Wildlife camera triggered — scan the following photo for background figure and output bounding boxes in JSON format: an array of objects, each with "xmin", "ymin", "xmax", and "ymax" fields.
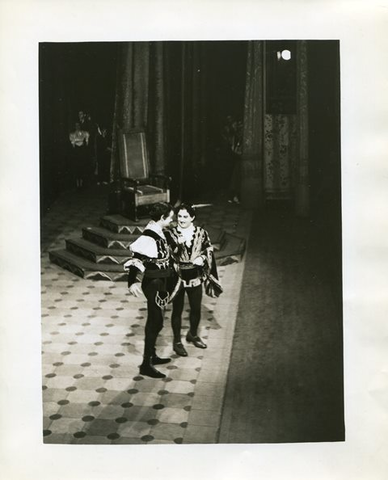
[
  {"xmin": 166, "ymin": 203, "xmax": 222, "ymax": 357},
  {"xmin": 84, "ymin": 112, "xmax": 100, "ymax": 185},
  {"xmin": 95, "ymin": 127, "xmax": 112, "ymax": 185},
  {"xmin": 218, "ymin": 114, "xmax": 235, "ymax": 186},
  {"xmin": 78, "ymin": 110, "xmax": 86, "ymax": 129},
  {"xmin": 218, "ymin": 114, "xmax": 243, "ymax": 203},
  {"xmin": 69, "ymin": 122, "xmax": 89, "ymax": 188},
  {"xmin": 228, "ymin": 118, "xmax": 243, "ymax": 204}
]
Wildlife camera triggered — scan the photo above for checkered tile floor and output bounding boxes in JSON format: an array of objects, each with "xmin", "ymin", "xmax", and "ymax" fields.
[{"xmin": 41, "ymin": 186, "xmax": 251, "ymax": 444}]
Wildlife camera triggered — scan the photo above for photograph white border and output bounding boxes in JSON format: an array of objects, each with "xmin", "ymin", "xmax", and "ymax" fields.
[{"xmin": 1, "ymin": 1, "xmax": 388, "ymax": 479}]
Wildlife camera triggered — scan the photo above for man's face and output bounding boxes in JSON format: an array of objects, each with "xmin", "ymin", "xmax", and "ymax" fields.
[
  {"xmin": 177, "ymin": 209, "xmax": 195, "ymax": 229},
  {"xmin": 161, "ymin": 210, "xmax": 174, "ymax": 228}
]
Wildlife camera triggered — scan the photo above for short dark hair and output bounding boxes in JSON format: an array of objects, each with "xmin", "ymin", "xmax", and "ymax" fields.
[
  {"xmin": 149, "ymin": 202, "xmax": 173, "ymax": 221},
  {"xmin": 175, "ymin": 202, "xmax": 196, "ymax": 219}
]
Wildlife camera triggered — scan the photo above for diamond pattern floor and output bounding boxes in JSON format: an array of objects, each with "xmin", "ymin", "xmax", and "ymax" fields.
[{"xmin": 41, "ymin": 186, "xmax": 252, "ymax": 444}]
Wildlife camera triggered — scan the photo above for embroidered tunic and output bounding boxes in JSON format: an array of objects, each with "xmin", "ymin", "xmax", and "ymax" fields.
[
  {"xmin": 166, "ymin": 225, "xmax": 222, "ymax": 297},
  {"xmin": 124, "ymin": 221, "xmax": 173, "ymax": 288}
]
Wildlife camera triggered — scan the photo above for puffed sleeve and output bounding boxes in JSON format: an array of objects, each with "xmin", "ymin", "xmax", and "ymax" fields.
[
  {"xmin": 124, "ymin": 234, "xmax": 158, "ymax": 287},
  {"xmin": 130, "ymin": 235, "xmax": 157, "ymax": 258},
  {"xmin": 124, "ymin": 254, "xmax": 146, "ymax": 287}
]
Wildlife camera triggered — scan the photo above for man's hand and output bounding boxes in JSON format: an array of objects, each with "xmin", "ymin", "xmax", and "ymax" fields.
[
  {"xmin": 193, "ymin": 256, "xmax": 204, "ymax": 266},
  {"xmin": 129, "ymin": 283, "xmax": 142, "ymax": 297}
]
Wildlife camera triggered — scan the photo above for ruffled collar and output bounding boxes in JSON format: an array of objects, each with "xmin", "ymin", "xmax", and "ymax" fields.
[
  {"xmin": 146, "ymin": 220, "xmax": 165, "ymax": 239},
  {"xmin": 177, "ymin": 224, "xmax": 195, "ymax": 247}
]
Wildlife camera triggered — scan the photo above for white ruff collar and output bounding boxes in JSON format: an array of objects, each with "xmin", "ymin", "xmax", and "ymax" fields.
[
  {"xmin": 177, "ymin": 224, "xmax": 195, "ymax": 246},
  {"xmin": 147, "ymin": 220, "xmax": 165, "ymax": 239}
]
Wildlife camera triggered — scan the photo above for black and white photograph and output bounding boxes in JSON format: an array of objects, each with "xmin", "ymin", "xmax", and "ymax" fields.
[
  {"xmin": 39, "ymin": 39, "xmax": 343, "ymax": 445},
  {"xmin": 1, "ymin": 1, "xmax": 388, "ymax": 479}
]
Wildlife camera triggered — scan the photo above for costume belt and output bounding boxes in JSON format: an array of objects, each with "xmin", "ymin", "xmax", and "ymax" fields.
[
  {"xmin": 182, "ymin": 277, "xmax": 202, "ymax": 288},
  {"xmin": 144, "ymin": 268, "xmax": 172, "ymax": 279}
]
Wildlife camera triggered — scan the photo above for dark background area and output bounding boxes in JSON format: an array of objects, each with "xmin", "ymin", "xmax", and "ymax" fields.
[
  {"xmin": 308, "ymin": 40, "xmax": 341, "ymax": 283},
  {"xmin": 266, "ymin": 40, "xmax": 297, "ymax": 114},
  {"xmin": 39, "ymin": 43, "xmax": 119, "ymax": 212},
  {"xmin": 39, "ymin": 41, "xmax": 247, "ymax": 213},
  {"xmin": 39, "ymin": 40, "xmax": 341, "ymax": 273}
]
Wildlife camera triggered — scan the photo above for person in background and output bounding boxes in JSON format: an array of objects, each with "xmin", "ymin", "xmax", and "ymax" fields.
[
  {"xmin": 83, "ymin": 112, "xmax": 100, "ymax": 185},
  {"xmin": 124, "ymin": 202, "xmax": 176, "ymax": 379},
  {"xmin": 227, "ymin": 118, "xmax": 243, "ymax": 204},
  {"xmin": 69, "ymin": 122, "xmax": 89, "ymax": 188},
  {"xmin": 95, "ymin": 126, "xmax": 112, "ymax": 185},
  {"xmin": 78, "ymin": 110, "xmax": 86, "ymax": 128},
  {"xmin": 166, "ymin": 203, "xmax": 222, "ymax": 357},
  {"xmin": 218, "ymin": 114, "xmax": 243, "ymax": 204}
]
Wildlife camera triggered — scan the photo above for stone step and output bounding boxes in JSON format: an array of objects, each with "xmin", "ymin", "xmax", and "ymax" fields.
[
  {"xmin": 49, "ymin": 250, "xmax": 128, "ymax": 282},
  {"xmin": 100, "ymin": 214, "xmax": 148, "ymax": 234},
  {"xmin": 50, "ymin": 230, "xmax": 245, "ymax": 282},
  {"xmin": 100, "ymin": 214, "xmax": 226, "ymax": 251},
  {"xmin": 66, "ymin": 238, "xmax": 132, "ymax": 264},
  {"xmin": 84, "ymin": 223, "xmax": 225, "ymax": 251},
  {"xmin": 82, "ymin": 226, "xmax": 140, "ymax": 249}
]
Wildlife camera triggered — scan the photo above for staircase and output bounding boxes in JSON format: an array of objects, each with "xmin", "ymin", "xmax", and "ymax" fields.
[{"xmin": 49, "ymin": 213, "xmax": 246, "ymax": 281}]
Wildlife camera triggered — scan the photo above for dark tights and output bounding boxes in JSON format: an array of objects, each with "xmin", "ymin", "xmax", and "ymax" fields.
[
  {"xmin": 142, "ymin": 277, "xmax": 166, "ymax": 359},
  {"xmin": 171, "ymin": 284, "xmax": 202, "ymax": 341}
]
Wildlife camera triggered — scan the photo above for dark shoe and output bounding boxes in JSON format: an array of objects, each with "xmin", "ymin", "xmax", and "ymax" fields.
[
  {"xmin": 186, "ymin": 332, "xmax": 207, "ymax": 349},
  {"xmin": 139, "ymin": 363, "xmax": 166, "ymax": 379},
  {"xmin": 173, "ymin": 341, "xmax": 188, "ymax": 357},
  {"xmin": 152, "ymin": 355, "xmax": 171, "ymax": 365}
]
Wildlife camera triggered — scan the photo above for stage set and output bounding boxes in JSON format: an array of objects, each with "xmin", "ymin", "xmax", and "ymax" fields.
[{"xmin": 40, "ymin": 40, "xmax": 344, "ymax": 444}]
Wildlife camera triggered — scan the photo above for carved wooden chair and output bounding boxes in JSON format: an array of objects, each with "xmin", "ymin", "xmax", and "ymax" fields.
[{"xmin": 118, "ymin": 129, "xmax": 170, "ymax": 221}]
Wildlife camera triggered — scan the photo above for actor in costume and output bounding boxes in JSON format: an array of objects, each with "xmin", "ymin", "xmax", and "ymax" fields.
[
  {"xmin": 124, "ymin": 202, "xmax": 176, "ymax": 379},
  {"xmin": 69, "ymin": 122, "xmax": 89, "ymax": 188},
  {"xmin": 166, "ymin": 203, "xmax": 223, "ymax": 357}
]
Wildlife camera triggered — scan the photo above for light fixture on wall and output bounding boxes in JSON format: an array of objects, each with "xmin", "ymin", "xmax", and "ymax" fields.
[{"xmin": 277, "ymin": 49, "xmax": 292, "ymax": 61}]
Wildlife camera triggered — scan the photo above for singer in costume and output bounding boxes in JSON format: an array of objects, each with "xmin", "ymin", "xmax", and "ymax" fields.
[
  {"xmin": 124, "ymin": 202, "xmax": 176, "ymax": 379},
  {"xmin": 165, "ymin": 203, "xmax": 223, "ymax": 357}
]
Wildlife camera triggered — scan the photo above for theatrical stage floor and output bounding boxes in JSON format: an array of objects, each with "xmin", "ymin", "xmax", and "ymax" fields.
[
  {"xmin": 41, "ymin": 185, "xmax": 251, "ymax": 444},
  {"xmin": 41, "ymin": 186, "xmax": 344, "ymax": 444}
]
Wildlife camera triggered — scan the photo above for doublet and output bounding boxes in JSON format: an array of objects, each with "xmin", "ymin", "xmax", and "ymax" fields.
[
  {"xmin": 166, "ymin": 225, "xmax": 216, "ymax": 290},
  {"xmin": 125, "ymin": 224, "xmax": 173, "ymax": 287}
]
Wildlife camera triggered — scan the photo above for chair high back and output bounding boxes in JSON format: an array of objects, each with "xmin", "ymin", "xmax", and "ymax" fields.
[
  {"xmin": 116, "ymin": 128, "xmax": 170, "ymax": 221},
  {"xmin": 118, "ymin": 130, "xmax": 149, "ymax": 181}
]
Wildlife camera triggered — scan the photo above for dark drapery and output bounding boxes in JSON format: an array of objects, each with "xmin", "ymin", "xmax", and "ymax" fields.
[
  {"xmin": 39, "ymin": 45, "xmax": 73, "ymax": 213},
  {"xmin": 39, "ymin": 43, "xmax": 118, "ymax": 214},
  {"xmin": 111, "ymin": 41, "xmax": 210, "ymax": 200},
  {"xmin": 179, "ymin": 42, "xmax": 210, "ymax": 198},
  {"xmin": 111, "ymin": 42, "xmax": 166, "ymax": 181},
  {"xmin": 295, "ymin": 40, "xmax": 309, "ymax": 217},
  {"xmin": 241, "ymin": 41, "xmax": 265, "ymax": 209},
  {"xmin": 241, "ymin": 40, "xmax": 310, "ymax": 214}
]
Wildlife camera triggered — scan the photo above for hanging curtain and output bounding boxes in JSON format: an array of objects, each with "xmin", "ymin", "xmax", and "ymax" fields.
[
  {"xmin": 241, "ymin": 41, "xmax": 265, "ymax": 209},
  {"xmin": 179, "ymin": 41, "xmax": 209, "ymax": 200},
  {"xmin": 264, "ymin": 114, "xmax": 297, "ymax": 200},
  {"xmin": 39, "ymin": 44, "xmax": 77, "ymax": 210},
  {"xmin": 110, "ymin": 42, "xmax": 166, "ymax": 181},
  {"xmin": 295, "ymin": 40, "xmax": 309, "ymax": 216}
]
